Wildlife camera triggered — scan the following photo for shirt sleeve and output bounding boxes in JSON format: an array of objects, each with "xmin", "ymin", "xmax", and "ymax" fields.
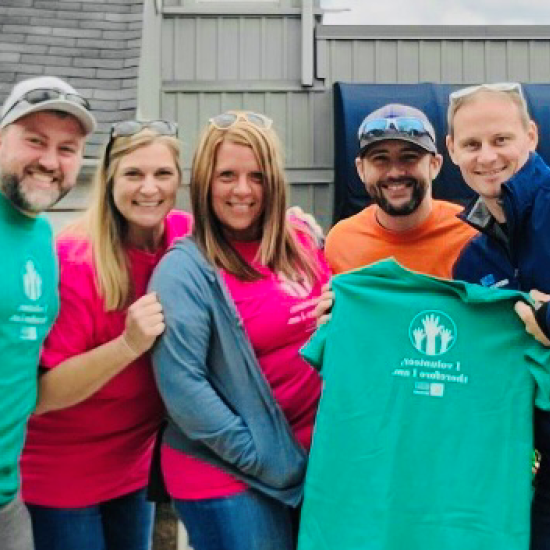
[{"xmin": 40, "ymin": 243, "xmax": 100, "ymax": 369}]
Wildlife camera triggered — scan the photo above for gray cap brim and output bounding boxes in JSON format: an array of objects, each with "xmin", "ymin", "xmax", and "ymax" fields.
[{"xmin": 0, "ymin": 99, "xmax": 96, "ymax": 135}]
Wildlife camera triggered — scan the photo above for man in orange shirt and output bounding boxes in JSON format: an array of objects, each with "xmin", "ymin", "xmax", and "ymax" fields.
[{"xmin": 325, "ymin": 103, "xmax": 476, "ymax": 277}]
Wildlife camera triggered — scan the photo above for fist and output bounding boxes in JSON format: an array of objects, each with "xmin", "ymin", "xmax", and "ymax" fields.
[{"xmin": 122, "ymin": 292, "xmax": 165, "ymax": 357}]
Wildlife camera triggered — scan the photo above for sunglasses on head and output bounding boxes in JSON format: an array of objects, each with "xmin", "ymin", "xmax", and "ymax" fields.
[
  {"xmin": 358, "ymin": 117, "xmax": 433, "ymax": 141},
  {"xmin": 209, "ymin": 111, "xmax": 273, "ymax": 130},
  {"xmin": 1, "ymin": 88, "xmax": 90, "ymax": 122},
  {"xmin": 104, "ymin": 120, "xmax": 178, "ymax": 168},
  {"xmin": 449, "ymin": 82, "xmax": 523, "ymax": 103}
]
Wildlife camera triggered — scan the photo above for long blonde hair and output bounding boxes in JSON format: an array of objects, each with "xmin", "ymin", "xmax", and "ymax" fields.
[
  {"xmin": 191, "ymin": 115, "xmax": 318, "ymax": 283},
  {"xmin": 63, "ymin": 129, "xmax": 181, "ymax": 311}
]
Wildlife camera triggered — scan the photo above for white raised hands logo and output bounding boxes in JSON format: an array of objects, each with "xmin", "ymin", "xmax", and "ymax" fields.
[
  {"xmin": 409, "ymin": 310, "xmax": 457, "ymax": 356},
  {"xmin": 23, "ymin": 259, "xmax": 42, "ymax": 301}
]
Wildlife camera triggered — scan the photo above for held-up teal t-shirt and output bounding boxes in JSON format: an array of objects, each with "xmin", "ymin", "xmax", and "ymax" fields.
[
  {"xmin": 0, "ymin": 194, "xmax": 59, "ymax": 506},
  {"xmin": 298, "ymin": 259, "xmax": 550, "ymax": 550}
]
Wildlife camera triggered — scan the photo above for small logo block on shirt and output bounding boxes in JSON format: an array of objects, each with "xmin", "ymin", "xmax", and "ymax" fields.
[{"xmin": 20, "ymin": 326, "xmax": 37, "ymax": 341}]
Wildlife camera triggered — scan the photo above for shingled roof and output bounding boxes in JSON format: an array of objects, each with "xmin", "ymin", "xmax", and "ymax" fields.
[{"xmin": 0, "ymin": 0, "xmax": 145, "ymax": 159}]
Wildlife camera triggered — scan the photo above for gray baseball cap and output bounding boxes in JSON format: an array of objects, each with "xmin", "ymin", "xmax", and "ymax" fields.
[
  {"xmin": 0, "ymin": 76, "xmax": 96, "ymax": 134},
  {"xmin": 358, "ymin": 103, "xmax": 437, "ymax": 156}
]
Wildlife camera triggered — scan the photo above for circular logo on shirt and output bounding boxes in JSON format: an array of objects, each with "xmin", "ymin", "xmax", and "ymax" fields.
[{"xmin": 409, "ymin": 310, "xmax": 457, "ymax": 356}]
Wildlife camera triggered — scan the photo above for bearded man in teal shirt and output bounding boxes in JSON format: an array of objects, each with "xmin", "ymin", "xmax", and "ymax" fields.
[{"xmin": 0, "ymin": 76, "xmax": 95, "ymax": 550}]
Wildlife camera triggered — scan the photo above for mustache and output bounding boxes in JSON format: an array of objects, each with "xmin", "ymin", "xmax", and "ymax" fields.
[
  {"xmin": 25, "ymin": 163, "xmax": 61, "ymax": 179},
  {"xmin": 380, "ymin": 177, "xmax": 418, "ymax": 186}
]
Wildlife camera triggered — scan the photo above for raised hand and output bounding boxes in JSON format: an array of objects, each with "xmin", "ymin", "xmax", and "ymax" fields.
[
  {"xmin": 413, "ymin": 327, "xmax": 426, "ymax": 350},
  {"xmin": 422, "ymin": 314, "xmax": 442, "ymax": 355},
  {"xmin": 439, "ymin": 327, "xmax": 454, "ymax": 353}
]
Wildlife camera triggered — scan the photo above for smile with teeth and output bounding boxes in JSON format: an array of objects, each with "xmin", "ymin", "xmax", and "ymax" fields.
[
  {"xmin": 380, "ymin": 179, "xmax": 415, "ymax": 193},
  {"xmin": 228, "ymin": 202, "xmax": 255, "ymax": 211},
  {"xmin": 475, "ymin": 167, "xmax": 505, "ymax": 176},
  {"xmin": 26, "ymin": 169, "xmax": 57, "ymax": 186},
  {"xmin": 133, "ymin": 200, "xmax": 163, "ymax": 207}
]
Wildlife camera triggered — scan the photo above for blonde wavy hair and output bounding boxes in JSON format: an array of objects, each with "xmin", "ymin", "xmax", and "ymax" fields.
[
  {"xmin": 191, "ymin": 113, "xmax": 318, "ymax": 283},
  {"xmin": 63, "ymin": 128, "xmax": 181, "ymax": 311}
]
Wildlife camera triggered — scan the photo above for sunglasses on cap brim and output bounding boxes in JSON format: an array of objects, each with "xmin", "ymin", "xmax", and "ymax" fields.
[{"xmin": 1, "ymin": 88, "xmax": 90, "ymax": 122}]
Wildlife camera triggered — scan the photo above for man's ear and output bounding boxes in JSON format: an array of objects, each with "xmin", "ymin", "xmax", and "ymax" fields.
[
  {"xmin": 445, "ymin": 134, "xmax": 458, "ymax": 165},
  {"xmin": 528, "ymin": 120, "xmax": 539, "ymax": 152},
  {"xmin": 429, "ymin": 153, "xmax": 444, "ymax": 180},
  {"xmin": 355, "ymin": 156, "xmax": 365, "ymax": 182}
]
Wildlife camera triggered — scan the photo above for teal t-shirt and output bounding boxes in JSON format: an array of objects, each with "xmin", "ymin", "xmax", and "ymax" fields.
[
  {"xmin": 299, "ymin": 259, "xmax": 550, "ymax": 550},
  {"xmin": 0, "ymin": 194, "xmax": 59, "ymax": 505}
]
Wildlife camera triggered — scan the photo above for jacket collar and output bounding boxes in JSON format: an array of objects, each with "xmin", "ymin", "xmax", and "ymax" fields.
[{"xmin": 459, "ymin": 197, "xmax": 508, "ymax": 249}]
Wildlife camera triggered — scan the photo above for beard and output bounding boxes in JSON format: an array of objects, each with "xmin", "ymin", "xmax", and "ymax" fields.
[
  {"xmin": 0, "ymin": 169, "xmax": 70, "ymax": 214},
  {"xmin": 368, "ymin": 177, "xmax": 428, "ymax": 217}
]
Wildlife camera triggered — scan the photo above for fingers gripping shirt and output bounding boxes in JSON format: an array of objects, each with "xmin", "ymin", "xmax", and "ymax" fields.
[{"xmin": 298, "ymin": 259, "xmax": 550, "ymax": 550}]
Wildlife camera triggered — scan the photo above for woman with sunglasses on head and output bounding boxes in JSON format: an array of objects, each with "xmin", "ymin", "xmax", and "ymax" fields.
[
  {"xmin": 149, "ymin": 111, "xmax": 330, "ymax": 550},
  {"xmin": 19, "ymin": 121, "xmax": 193, "ymax": 550}
]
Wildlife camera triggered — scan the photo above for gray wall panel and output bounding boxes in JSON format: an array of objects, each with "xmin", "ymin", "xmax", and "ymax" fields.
[
  {"xmin": 440, "ymin": 40, "xmax": 464, "ymax": 82},
  {"xmin": 530, "ymin": 42, "xmax": 550, "ymax": 80},
  {"xmin": 463, "ymin": 41, "xmax": 485, "ymax": 83},
  {"xmin": 174, "ymin": 18, "xmax": 197, "ymax": 80},
  {"xmin": 264, "ymin": 18, "xmax": 286, "ymax": 79},
  {"xmin": 397, "ymin": 41, "xmax": 420, "ymax": 83},
  {"xmin": 419, "ymin": 41, "xmax": 442, "ymax": 82},
  {"xmin": 161, "ymin": 18, "xmax": 175, "ymax": 81},
  {"xmin": 507, "ymin": 41, "xmax": 531, "ymax": 82},
  {"xmin": 485, "ymin": 40, "xmax": 508, "ymax": 81},
  {"xmin": 352, "ymin": 41, "xmax": 376, "ymax": 81},
  {"xmin": 196, "ymin": 18, "xmax": 218, "ymax": 79},
  {"xmin": 375, "ymin": 41, "xmax": 398, "ymax": 82},
  {"xmin": 218, "ymin": 18, "xmax": 240, "ymax": 79}
]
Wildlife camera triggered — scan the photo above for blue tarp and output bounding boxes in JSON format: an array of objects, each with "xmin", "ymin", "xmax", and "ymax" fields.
[{"xmin": 333, "ymin": 82, "xmax": 550, "ymax": 223}]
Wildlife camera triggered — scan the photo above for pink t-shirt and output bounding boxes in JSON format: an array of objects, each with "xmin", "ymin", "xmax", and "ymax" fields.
[
  {"xmin": 21, "ymin": 210, "xmax": 193, "ymax": 507},
  {"xmin": 162, "ymin": 227, "xmax": 331, "ymax": 500}
]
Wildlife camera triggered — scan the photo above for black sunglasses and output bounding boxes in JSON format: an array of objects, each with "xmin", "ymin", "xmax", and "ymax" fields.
[
  {"xmin": 104, "ymin": 120, "xmax": 178, "ymax": 168},
  {"xmin": 1, "ymin": 88, "xmax": 90, "ymax": 122}
]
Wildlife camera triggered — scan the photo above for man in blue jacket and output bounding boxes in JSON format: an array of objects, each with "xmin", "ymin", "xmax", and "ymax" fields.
[{"xmin": 446, "ymin": 82, "xmax": 550, "ymax": 548}]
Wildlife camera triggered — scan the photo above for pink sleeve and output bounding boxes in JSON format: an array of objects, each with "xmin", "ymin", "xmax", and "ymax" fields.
[
  {"xmin": 165, "ymin": 210, "xmax": 194, "ymax": 245},
  {"xmin": 40, "ymin": 240, "xmax": 102, "ymax": 370},
  {"xmin": 292, "ymin": 223, "xmax": 332, "ymax": 283}
]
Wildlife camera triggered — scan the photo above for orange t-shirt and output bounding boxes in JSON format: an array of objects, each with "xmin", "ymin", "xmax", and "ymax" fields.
[{"xmin": 325, "ymin": 200, "xmax": 477, "ymax": 278}]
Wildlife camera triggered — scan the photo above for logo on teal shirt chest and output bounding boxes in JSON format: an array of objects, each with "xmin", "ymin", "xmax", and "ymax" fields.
[{"xmin": 409, "ymin": 310, "xmax": 457, "ymax": 356}]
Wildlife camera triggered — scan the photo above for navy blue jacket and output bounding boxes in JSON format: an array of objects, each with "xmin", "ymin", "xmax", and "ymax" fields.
[
  {"xmin": 149, "ymin": 238, "xmax": 306, "ymax": 506},
  {"xmin": 453, "ymin": 151, "xmax": 550, "ymax": 489}
]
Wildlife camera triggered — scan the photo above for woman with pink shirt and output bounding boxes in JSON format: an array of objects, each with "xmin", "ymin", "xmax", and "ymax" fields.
[
  {"xmin": 20, "ymin": 121, "xmax": 193, "ymax": 550},
  {"xmin": 149, "ymin": 111, "xmax": 330, "ymax": 550}
]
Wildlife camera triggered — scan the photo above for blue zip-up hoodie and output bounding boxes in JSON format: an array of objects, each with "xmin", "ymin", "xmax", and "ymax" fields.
[
  {"xmin": 453, "ymin": 151, "xmax": 550, "ymax": 492},
  {"xmin": 148, "ymin": 237, "xmax": 306, "ymax": 506}
]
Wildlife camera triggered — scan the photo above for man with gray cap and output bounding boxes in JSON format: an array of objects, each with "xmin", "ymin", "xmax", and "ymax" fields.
[
  {"xmin": 0, "ymin": 76, "xmax": 95, "ymax": 550},
  {"xmin": 324, "ymin": 103, "xmax": 476, "ymax": 277}
]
